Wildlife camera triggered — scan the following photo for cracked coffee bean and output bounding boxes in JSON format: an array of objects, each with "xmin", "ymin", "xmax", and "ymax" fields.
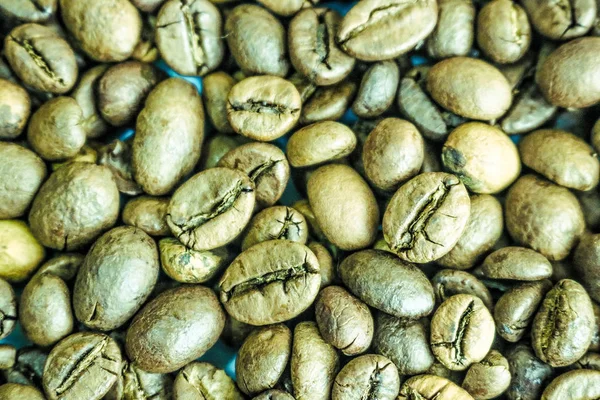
[
  {"xmin": 332, "ymin": 354, "xmax": 400, "ymax": 400},
  {"xmin": 0, "ymin": 278, "xmax": 16, "ymax": 341},
  {"xmin": 173, "ymin": 361, "xmax": 243, "ymax": 400},
  {"xmin": 398, "ymin": 374, "xmax": 474, "ymax": 400},
  {"xmin": 432, "ymin": 270, "xmax": 494, "ymax": 310},
  {"xmin": 241, "ymin": 206, "xmax": 308, "ymax": 251},
  {"xmin": 522, "ymin": 0, "xmax": 597, "ymax": 40}
]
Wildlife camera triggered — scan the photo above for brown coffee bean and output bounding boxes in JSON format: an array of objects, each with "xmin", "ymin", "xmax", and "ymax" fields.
[
  {"xmin": 227, "ymin": 75, "xmax": 301, "ymax": 141},
  {"xmin": 35, "ymin": 253, "xmax": 83, "ymax": 282},
  {"xmin": 300, "ymin": 80, "xmax": 357, "ymax": 125},
  {"xmin": 173, "ymin": 362, "xmax": 243, "ymax": 400},
  {"xmin": 225, "ymin": 4, "xmax": 289, "ymax": 76},
  {"xmin": 308, "ymin": 164, "xmax": 379, "ymax": 250},
  {"xmin": 105, "ymin": 360, "xmax": 173, "ymax": 400},
  {"xmin": 241, "ymin": 206, "xmax": 308, "ymax": 251},
  {"xmin": 542, "ymin": 369, "xmax": 600, "ymax": 399},
  {"xmin": 339, "ymin": 250, "xmax": 435, "ymax": 318},
  {"xmin": 532, "ymin": 279, "xmax": 594, "ymax": 367},
  {"xmin": 352, "ymin": 61, "xmax": 400, "ymax": 118},
  {"xmin": 287, "ymin": 121, "xmax": 357, "ymax": 168},
  {"xmin": 337, "ymin": 0, "xmax": 438, "ymax": 61},
  {"xmin": 427, "ymin": 57, "xmax": 512, "ymax": 120},
  {"xmin": 431, "ymin": 294, "xmax": 495, "ymax": 371},
  {"xmin": 219, "ymin": 240, "xmax": 320, "ymax": 325},
  {"xmin": 462, "ymin": 350, "xmax": 511, "ymax": 400},
  {"xmin": 505, "ymin": 175, "xmax": 585, "ymax": 261},
  {"xmin": 519, "ymin": 129, "xmax": 599, "ymax": 191},
  {"xmin": 523, "ymin": 0, "xmax": 597, "ymax": 40},
  {"xmin": 43, "ymin": 332, "xmax": 122, "ymax": 400},
  {"xmin": 0, "ymin": 78, "xmax": 30, "ymax": 139},
  {"xmin": 383, "ymin": 172, "xmax": 471, "ymax": 263},
  {"xmin": 426, "ymin": 0, "xmax": 475, "ymax": 59},
  {"xmin": 236, "ymin": 324, "xmax": 292, "ymax": 395},
  {"xmin": 4, "ymin": 23, "xmax": 78, "ymax": 94},
  {"xmin": 155, "ymin": 0, "xmax": 224, "ymax": 76},
  {"xmin": 398, "ymin": 375, "xmax": 474, "ymax": 400},
  {"xmin": 126, "ymin": 285, "xmax": 225, "ymax": 373},
  {"xmin": 332, "ymin": 354, "xmax": 400, "ymax": 400},
  {"xmin": 122, "ymin": 196, "xmax": 170, "ymax": 237},
  {"xmin": 537, "ymin": 37, "xmax": 600, "ymax": 108},
  {"xmin": 167, "ymin": 167, "xmax": 255, "ymax": 251},
  {"xmin": 432, "ymin": 270, "xmax": 494, "ymax": 310},
  {"xmin": 292, "ymin": 321, "xmax": 339, "ymax": 400},
  {"xmin": 59, "ymin": 0, "xmax": 142, "ymax": 62},
  {"xmin": 474, "ymin": 247, "xmax": 553, "ymax": 281},
  {"xmin": 203, "ymin": 71, "xmax": 236, "ymax": 134},
  {"xmin": 159, "ymin": 237, "xmax": 228, "ymax": 284},
  {"xmin": 133, "ymin": 77, "xmax": 205, "ymax": 196},
  {"xmin": 29, "ymin": 163, "xmax": 120, "ymax": 251}
]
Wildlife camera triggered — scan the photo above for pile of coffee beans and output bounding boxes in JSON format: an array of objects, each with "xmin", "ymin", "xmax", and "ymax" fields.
[{"xmin": 1, "ymin": 0, "xmax": 600, "ymax": 399}]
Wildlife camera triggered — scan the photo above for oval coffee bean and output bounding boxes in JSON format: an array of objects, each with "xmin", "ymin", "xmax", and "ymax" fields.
[
  {"xmin": 430, "ymin": 294, "xmax": 495, "ymax": 371},
  {"xmin": 252, "ymin": 390, "xmax": 295, "ymax": 400},
  {"xmin": 432, "ymin": 270, "xmax": 494, "ymax": 310},
  {"xmin": 241, "ymin": 206, "xmax": 308, "ymax": 251},
  {"xmin": 159, "ymin": 238, "xmax": 229, "ymax": 284},
  {"xmin": 203, "ymin": 71, "xmax": 236, "ymax": 134},
  {"xmin": 373, "ymin": 314, "xmax": 435, "ymax": 375},
  {"xmin": 122, "ymin": 196, "xmax": 170, "ymax": 237},
  {"xmin": 542, "ymin": 369, "xmax": 600, "ymax": 399},
  {"xmin": 506, "ymin": 343, "xmax": 554, "ymax": 400},
  {"xmin": 133, "ymin": 77, "xmax": 205, "ymax": 196},
  {"xmin": 0, "ymin": 79, "xmax": 30, "ymax": 140},
  {"xmin": 28, "ymin": 163, "xmax": 120, "ymax": 251},
  {"xmin": 522, "ymin": 0, "xmax": 597, "ymax": 40},
  {"xmin": 308, "ymin": 164, "xmax": 379, "ymax": 250},
  {"xmin": 43, "ymin": 332, "xmax": 122, "ymax": 400},
  {"xmin": 494, "ymin": 280, "xmax": 553, "ymax": 342},
  {"xmin": 287, "ymin": 121, "xmax": 357, "ymax": 168},
  {"xmin": 532, "ymin": 279, "xmax": 594, "ymax": 367},
  {"xmin": 315, "ymin": 285, "xmax": 374, "ymax": 356},
  {"xmin": 126, "ymin": 285, "xmax": 225, "ymax": 373},
  {"xmin": 0, "ymin": 220, "xmax": 45, "ymax": 284},
  {"xmin": 427, "ymin": 57, "xmax": 512, "ymax": 120},
  {"xmin": 0, "ymin": 278, "xmax": 16, "ymax": 341},
  {"xmin": 219, "ymin": 240, "xmax": 320, "ymax": 325},
  {"xmin": 236, "ymin": 324, "xmax": 291, "ymax": 395},
  {"xmin": 0, "ymin": 383, "xmax": 45, "ymax": 400},
  {"xmin": 398, "ymin": 374, "xmax": 474, "ymax": 400},
  {"xmin": 289, "ymin": 8, "xmax": 355, "ymax": 86},
  {"xmin": 227, "ymin": 76, "xmax": 301, "ymax": 141},
  {"xmin": 442, "ymin": 122, "xmax": 521, "ymax": 194},
  {"xmin": 383, "ymin": 172, "xmax": 471, "ymax": 263},
  {"xmin": 332, "ymin": 354, "xmax": 400, "ymax": 400},
  {"xmin": 339, "ymin": 250, "xmax": 435, "ymax": 318},
  {"xmin": 462, "ymin": 350, "xmax": 511, "ymax": 400},
  {"xmin": 59, "ymin": 0, "xmax": 142, "ymax": 62},
  {"xmin": 474, "ymin": 246, "xmax": 552, "ymax": 282},
  {"xmin": 291, "ymin": 321, "xmax": 339, "ymax": 400},
  {"xmin": 426, "ymin": 0, "xmax": 475, "ymax": 59},
  {"xmin": 500, "ymin": 82, "xmax": 557, "ymax": 135},
  {"xmin": 73, "ymin": 226, "xmax": 159, "ymax": 331},
  {"xmin": 173, "ymin": 362, "xmax": 243, "ymax": 400},
  {"xmin": 257, "ymin": 0, "xmax": 317, "ymax": 16},
  {"xmin": 167, "ymin": 167, "xmax": 255, "ymax": 251},
  {"xmin": 352, "ymin": 60, "xmax": 400, "ymax": 118},
  {"xmin": 19, "ymin": 273, "xmax": 73, "ymax": 347},
  {"xmin": 519, "ymin": 129, "xmax": 599, "ymax": 191},
  {"xmin": 300, "ymin": 80, "xmax": 357, "ymax": 125},
  {"xmin": 337, "ymin": 0, "xmax": 438, "ymax": 61},
  {"xmin": 505, "ymin": 175, "xmax": 585, "ymax": 261},
  {"xmin": 537, "ymin": 37, "xmax": 600, "ymax": 108}
]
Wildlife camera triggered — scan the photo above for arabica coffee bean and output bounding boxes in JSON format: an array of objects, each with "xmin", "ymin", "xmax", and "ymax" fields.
[
  {"xmin": 0, "ymin": 383, "xmax": 45, "ymax": 399},
  {"xmin": 287, "ymin": 121, "xmax": 357, "ymax": 168},
  {"xmin": 432, "ymin": 270, "xmax": 494, "ymax": 310},
  {"xmin": 506, "ymin": 343, "xmax": 554, "ymax": 400},
  {"xmin": 337, "ymin": 0, "xmax": 438, "ymax": 61},
  {"xmin": 122, "ymin": 196, "xmax": 170, "ymax": 237},
  {"xmin": 442, "ymin": 122, "xmax": 521, "ymax": 194},
  {"xmin": 43, "ymin": 332, "xmax": 122, "ymax": 400},
  {"xmin": 505, "ymin": 175, "xmax": 585, "ymax": 261},
  {"xmin": 0, "ymin": 221, "xmax": 45, "ymax": 283},
  {"xmin": 219, "ymin": 240, "xmax": 320, "ymax": 325},
  {"xmin": 426, "ymin": 0, "xmax": 475, "ymax": 59},
  {"xmin": 241, "ymin": 206, "xmax": 308, "ymax": 251},
  {"xmin": 427, "ymin": 57, "xmax": 512, "ymax": 121},
  {"xmin": 519, "ymin": 129, "xmax": 600, "ymax": 191},
  {"xmin": 315, "ymin": 285, "xmax": 374, "ymax": 356},
  {"xmin": 203, "ymin": 71, "xmax": 236, "ymax": 134},
  {"xmin": 133, "ymin": 78, "xmax": 205, "ymax": 196},
  {"xmin": 0, "ymin": 79, "xmax": 30, "ymax": 139},
  {"xmin": 352, "ymin": 61, "xmax": 400, "ymax": 118},
  {"xmin": 339, "ymin": 250, "xmax": 435, "ymax": 318},
  {"xmin": 159, "ymin": 238, "xmax": 229, "ymax": 284},
  {"xmin": 473, "ymin": 247, "xmax": 553, "ymax": 281},
  {"xmin": 542, "ymin": 369, "xmax": 600, "ymax": 399},
  {"xmin": 173, "ymin": 362, "xmax": 243, "ymax": 400},
  {"xmin": 155, "ymin": 0, "xmax": 224, "ymax": 76},
  {"xmin": 167, "ymin": 167, "xmax": 255, "ymax": 251},
  {"xmin": 291, "ymin": 321, "xmax": 339, "ymax": 400},
  {"xmin": 462, "ymin": 350, "xmax": 511, "ymax": 400},
  {"xmin": 236, "ymin": 324, "xmax": 291, "ymax": 395},
  {"xmin": 73, "ymin": 226, "xmax": 159, "ymax": 331},
  {"xmin": 373, "ymin": 313, "xmax": 435, "ymax": 375},
  {"xmin": 0, "ymin": 143, "xmax": 46, "ymax": 219},
  {"xmin": 532, "ymin": 279, "xmax": 594, "ymax": 367},
  {"xmin": 227, "ymin": 75, "xmax": 301, "ymax": 141},
  {"xmin": 4, "ymin": 23, "xmax": 78, "ymax": 94},
  {"xmin": 126, "ymin": 285, "xmax": 225, "ymax": 373},
  {"xmin": 522, "ymin": 0, "xmax": 597, "ymax": 40},
  {"xmin": 431, "ymin": 294, "xmax": 495, "ymax": 371},
  {"xmin": 383, "ymin": 172, "xmax": 471, "ymax": 263},
  {"xmin": 332, "ymin": 354, "xmax": 400, "ymax": 400},
  {"xmin": 59, "ymin": 0, "xmax": 142, "ymax": 62},
  {"xmin": 289, "ymin": 8, "xmax": 355, "ymax": 86},
  {"xmin": 398, "ymin": 375, "xmax": 474, "ymax": 400},
  {"xmin": 0, "ymin": 279, "xmax": 16, "ymax": 341},
  {"xmin": 28, "ymin": 163, "xmax": 119, "ymax": 251}
]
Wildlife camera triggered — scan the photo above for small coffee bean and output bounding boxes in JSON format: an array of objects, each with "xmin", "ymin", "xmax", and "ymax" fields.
[
  {"xmin": 332, "ymin": 354, "xmax": 400, "ymax": 400},
  {"xmin": 72, "ymin": 65, "xmax": 110, "ymax": 139},
  {"xmin": 159, "ymin": 238, "xmax": 228, "ymax": 284},
  {"xmin": 574, "ymin": 233, "xmax": 600, "ymax": 302},
  {"xmin": 0, "ymin": 345, "xmax": 16, "ymax": 370},
  {"xmin": 352, "ymin": 60, "xmax": 399, "ymax": 118},
  {"xmin": 308, "ymin": 241, "xmax": 335, "ymax": 287},
  {"xmin": 542, "ymin": 369, "xmax": 600, "ymax": 399},
  {"xmin": 462, "ymin": 350, "xmax": 511, "ymax": 400},
  {"xmin": 0, "ymin": 220, "xmax": 45, "ymax": 283},
  {"xmin": 570, "ymin": 352, "xmax": 600, "ymax": 370},
  {"xmin": 0, "ymin": 78, "xmax": 30, "ymax": 139},
  {"xmin": 252, "ymin": 390, "xmax": 295, "ymax": 400},
  {"xmin": 0, "ymin": 279, "xmax": 16, "ymax": 341},
  {"xmin": 98, "ymin": 139, "xmax": 142, "ymax": 196},
  {"xmin": 473, "ymin": 247, "xmax": 553, "ymax": 281},
  {"xmin": 432, "ymin": 270, "xmax": 494, "ymax": 310},
  {"xmin": 105, "ymin": 360, "xmax": 173, "ymax": 400},
  {"xmin": 300, "ymin": 80, "xmax": 357, "ymax": 125},
  {"xmin": 500, "ymin": 82, "xmax": 557, "ymax": 135},
  {"xmin": 122, "ymin": 196, "xmax": 170, "ymax": 237},
  {"xmin": 241, "ymin": 206, "xmax": 308, "ymax": 251},
  {"xmin": 257, "ymin": 0, "xmax": 317, "ymax": 16},
  {"xmin": 506, "ymin": 343, "xmax": 553, "ymax": 400},
  {"xmin": 203, "ymin": 71, "xmax": 236, "ymax": 134},
  {"xmin": 398, "ymin": 374, "xmax": 474, "ymax": 400},
  {"xmin": 426, "ymin": 0, "xmax": 475, "ymax": 59},
  {"xmin": 173, "ymin": 362, "xmax": 243, "ymax": 400},
  {"xmin": 287, "ymin": 121, "xmax": 357, "ymax": 168}
]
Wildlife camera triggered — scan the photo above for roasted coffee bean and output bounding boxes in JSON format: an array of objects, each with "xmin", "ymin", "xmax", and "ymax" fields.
[
  {"xmin": 43, "ymin": 332, "xmax": 122, "ymax": 400},
  {"xmin": 505, "ymin": 175, "xmax": 585, "ymax": 261},
  {"xmin": 522, "ymin": 0, "xmax": 597, "ymax": 40},
  {"xmin": 332, "ymin": 354, "xmax": 400, "ymax": 400},
  {"xmin": 122, "ymin": 196, "xmax": 170, "ymax": 237},
  {"xmin": 257, "ymin": 0, "xmax": 318, "ymax": 16},
  {"xmin": 4, "ymin": 23, "xmax": 78, "ymax": 94},
  {"xmin": 289, "ymin": 8, "xmax": 355, "ymax": 86},
  {"xmin": 203, "ymin": 71, "xmax": 236, "ymax": 134},
  {"xmin": 300, "ymin": 80, "xmax": 357, "ymax": 125},
  {"xmin": 570, "ymin": 352, "xmax": 600, "ymax": 370},
  {"xmin": 159, "ymin": 237, "xmax": 228, "ymax": 284},
  {"xmin": 506, "ymin": 343, "xmax": 553, "ymax": 400},
  {"xmin": 383, "ymin": 172, "xmax": 471, "ymax": 263},
  {"xmin": 500, "ymin": 82, "xmax": 557, "ymax": 135},
  {"xmin": 126, "ymin": 285, "xmax": 225, "ymax": 373},
  {"xmin": 287, "ymin": 121, "xmax": 356, "ymax": 168},
  {"xmin": 227, "ymin": 75, "xmax": 301, "ymax": 141},
  {"xmin": 236, "ymin": 324, "xmax": 292, "ymax": 395},
  {"xmin": 241, "ymin": 206, "xmax": 308, "ymax": 251},
  {"xmin": 432, "ymin": 270, "xmax": 494, "ymax": 310},
  {"xmin": 167, "ymin": 167, "xmax": 255, "ymax": 251},
  {"xmin": 173, "ymin": 362, "xmax": 243, "ymax": 400},
  {"xmin": 337, "ymin": 0, "xmax": 438, "ymax": 61},
  {"xmin": 352, "ymin": 61, "xmax": 400, "ymax": 118},
  {"xmin": 473, "ymin": 247, "xmax": 553, "ymax": 281},
  {"xmin": 339, "ymin": 250, "xmax": 435, "ymax": 318},
  {"xmin": 0, "ymin": 220, "xmax": 45, "ymax": 283},
  {"xmin": 461, "ymin": 350, "xmax": 511, "ymax": 400},
  {"xmin": 426, "ymin": 0, "xmax": 475, "ymax": 59},
  {"xmin": 105, "ymin": 360, "xmax": 173, "ymax": 400},
  {"xmin": 133, "ymin": 77, "xmax": 205, "ymax": 196},
  {"xmin": 542, "ymin": 369, "xmax": 600, "ymax": 399},
  {"xmin": 431, "ymin": 294, "xmax": 495, "ymax": 371},
  {"xmin": 97, "ymin": 139, "xmax": 142, "ymax": 196},
  {"xmin": 0, "ymin": 78, "xmax": 30, "ymax": 139},
  {"xmin": 398, "ymin": 374, "xmax": 474, "ymax": 400},
  {"xmin": 155, "ymin": 0, "xmax": 224, "ymax": 76},
  {"xmin": 219, "ymin": 240, "xmax": 320, "ymax": 325}
]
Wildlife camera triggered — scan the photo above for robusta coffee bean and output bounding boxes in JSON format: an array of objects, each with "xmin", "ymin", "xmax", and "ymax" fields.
[
  {"xmin": 173, "ymin": 361, "xmax": 243, "ymax": 400},
  {"xmin": 332, "ymin": 354, "xmax": 400, "ymax": 400}
]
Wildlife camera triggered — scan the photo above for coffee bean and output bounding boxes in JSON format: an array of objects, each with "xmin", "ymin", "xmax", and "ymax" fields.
[
  {"xmin": 352, "ymin": 61, "xmax": 399, "ymax": 118},
  {"xmin": 0, "ymin": 78, "xmax": 30, "ymax": 139},
  {"xmin": 0, "ymin": 383, "xmax": 45, "ymax": 400},
  {"xmin": 241, "ymin": 206, "xmax": 308, "ymax": 251},
  {"xmin": 0, "ymin": 279, "xmax": 16, "ymax": 341},
  {"xmin": 500, "ymin": 82, "xmax": 557, "ymax": 135},
  {"xmin": 0, "ymin": 345, "xmax": 16, "ymax": 370},
  {"xmin": 0, "ymin": 220, "xmax": 45, "ymax": 283},
  {"xmin": 0, "ymin": 0, "xmax": 56, "ymax": 22},
  {"xmin": 173, "ymin": 362, "xmax": 243, "ymax": 400},
  {"xmin": 122, "ymin": 196, "xmax": 170, "ymax": 237},
  {"xmin": 522, "ymin": 0, "xmax": 597, "ymax": 40},
  {"xmin": 257, "ymin": 0, "xmax": 316, "ymax": 16},
  {"xmin": 474, "ymin": 247, "xmax": 553, "ymax": 281},
  {"xmin": 542, "ymin": 369, "xmax": 600, "ymax": 399},
  {"xmin": 252, "ymin": 390, "xmax": 295, "ymax": 400},
  {"xmin": 287, "ymin": 121, "xmax": 357, "ymax": 168},
  {"xmin": 332, "ymin": 354, "xmax": 400, "ymax": 400},
  {"xmin": 426, "ymin": 0, "xmax": 475, "ymax": 59},
  {"xmin": 398, "ymin": 374, "xmax": 473, "ymax": 400},
  {"xmin": 300, "ymin": 80, "xmax": 357, "ymax": 125},
  {"xmin": 71, "ymin": 65, "xmax": 110, "ymax": 139},
  {"xmin": 203, "ymin": 71, "xmax": 236, "ymax": 134},
  {"xmin": 105, "ymin": 360, "xmax": 173, "ymax": 400},
  {"xmin": 461, "ymin": 350, "xmax": 511, "ymax": 400},
  {"xmin": 432, "ymin": 270, "xmax": 494, "ymax": 310},
  {"xmin": 159, "ymin": 237, "xmax": 229, "ymax": 284}
]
